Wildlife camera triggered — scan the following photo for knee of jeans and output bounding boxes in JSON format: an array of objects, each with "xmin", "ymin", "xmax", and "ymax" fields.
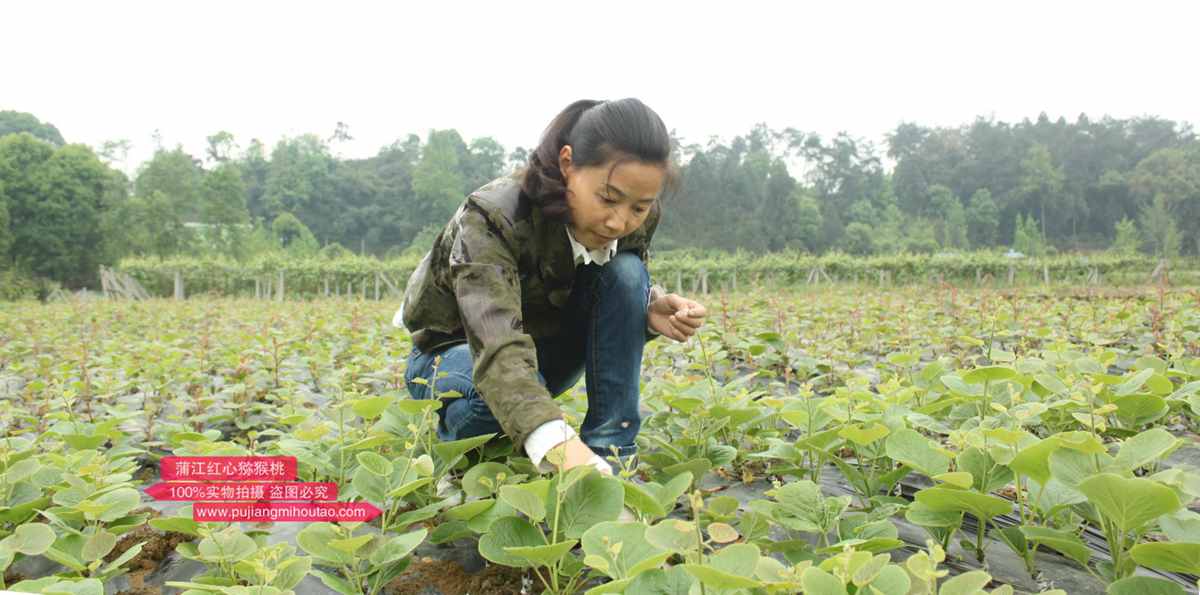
[
  {"xmin": 600, "ymin": 253, "xmax": 649, "ymax": 301},
  {"xmin": 587, "ymin": 414, "xmax": 641, "ymax": 440},
  {"xmin": 430, "ymin": 371, "xmax": 476, "ymax": 401}
]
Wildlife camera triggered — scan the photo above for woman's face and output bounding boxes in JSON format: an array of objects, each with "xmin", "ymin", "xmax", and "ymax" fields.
[{"xmin": 559, "ymin": 145, "xmax": 665, "ymax": 250}]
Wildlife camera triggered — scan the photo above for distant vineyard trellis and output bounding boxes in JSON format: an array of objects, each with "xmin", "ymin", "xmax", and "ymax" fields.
[{"xmin": 110, "ymin": 252, "xmax": 1195, "ymax": 301}]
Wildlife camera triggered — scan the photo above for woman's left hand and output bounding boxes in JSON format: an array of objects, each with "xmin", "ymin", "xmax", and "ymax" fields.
[{"xmin": 648, "ymin": 293, "xmax": 707, "ymax": 342}]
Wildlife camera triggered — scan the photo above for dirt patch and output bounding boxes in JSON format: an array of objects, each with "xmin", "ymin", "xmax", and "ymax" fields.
[
  {"xmin": 3, "ymin": 570, "xmax": 28, "ymax": 588},
  {"xmin": 109, "ymin": 508, "xmax": 194, "ymax": 595},
  {"xmin": 386, "ymin": 557, "xmax": 528, "ymax": 595}
]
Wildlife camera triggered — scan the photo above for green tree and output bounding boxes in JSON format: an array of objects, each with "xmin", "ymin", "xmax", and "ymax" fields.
[
  {"xmin": 928, "ymin": 185, "xmax": 967, "ymax": 249},
  {"xmin": 1012, "ymin": 214, "xmax": 1046, "ymax": 256},
  {"xmin": 965, "ymin": 188, "xmax": 999, "ymax": 247},
  {"xmin": 0, "ymin": 134, "xmax": 116, "ymax": 286},
  {"xmin": 1110, "ymin": 217, "xmax": 1140, "ymax": 255},
  {"xmin": 842, "ymin": 222, "xmax": 876, "ymax": 255},
  {"xmin": 263, "ymin": 134, "xmax": 337, "ymax": 241},
  {"xmin": 1138, "ymin": 194, "xmax": 1182, "ymax": 258},
  {"xmin": 200, "ymin": 163, "xmax": 251, "ymax": 257},
  {"xmin": 463, "ymin": 137, "xmax": 506, "ymax": 192},
  {"xmin": 135, "ymin": 146, "xmax": 205, "ymax": 222},
  {"xmin": 0, "ymin": 184, "xmax": 10, "ymax": 262},
  {"xmin": 0, "ymin": 111, "xmax": 65, "ymax": 146},
  {"xmin": 271, "ymin": 212, "xmax": 319, "ymax": 255},
  {"xmin": 1016, "ymin": 143, "xmax": 1064, "ymax": 242},
  {"xmin": 411, "ymin": 129, "xmax": 467, "ymax": 232},
  {"xmin": 108, "ymin": 190, "xmax": 190, "ymax": 258},
  {"xmin": 205, "ymin": 131, "xmax": 238, "ymax": 164},
  {"xmin": 1129, "ymin": 145, "xmax": 1200, "ymax": 254}
]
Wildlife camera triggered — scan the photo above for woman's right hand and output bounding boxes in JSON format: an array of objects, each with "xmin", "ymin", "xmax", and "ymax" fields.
[{"xmin": 547, "ymin": 436, "xmax": 613, "ymax": 475}]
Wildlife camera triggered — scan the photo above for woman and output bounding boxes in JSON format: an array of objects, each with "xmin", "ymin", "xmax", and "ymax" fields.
[{"xmin": 397, "ymin": 98, "xmax": 706, "ymax": 475}]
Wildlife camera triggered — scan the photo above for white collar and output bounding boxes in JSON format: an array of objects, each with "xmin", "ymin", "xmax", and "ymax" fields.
[{"xmin": 565, "ymin": 227, "xmax": 617, "ymax": 266}]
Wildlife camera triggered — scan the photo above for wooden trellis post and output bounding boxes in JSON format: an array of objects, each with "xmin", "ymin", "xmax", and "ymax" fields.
[
  {"xmin": 324, "ymin": 277, "xmax": 330, "ymax": 297},
  {"xmin": 374, "ymin": 273, "xmax": 381, "ymax": 300},
  {"xmin": 173, "ymin": 271, "xmax": 184, "ymax": 300},
  {"xmin": 1007, "ymin": 265, "xmax": 1015, "ymax": 286},
  {"xmin": 276, "ymin": 271, "xmax": 285, "ymax": 302},
  {"xmin": 675, "ymin": 270, "xmax": 683, "ymax": 294}
]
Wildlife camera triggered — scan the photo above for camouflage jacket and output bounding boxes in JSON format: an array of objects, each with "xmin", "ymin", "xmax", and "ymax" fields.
[{"xmin": 399, "ymin": 172, "xmax": 660, "ymax": 447}]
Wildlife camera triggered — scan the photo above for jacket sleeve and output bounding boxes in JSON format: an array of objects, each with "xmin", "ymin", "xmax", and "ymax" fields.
[{"xmin": 447, "ymin": 198, "xmax": 564, "ymax": 448}]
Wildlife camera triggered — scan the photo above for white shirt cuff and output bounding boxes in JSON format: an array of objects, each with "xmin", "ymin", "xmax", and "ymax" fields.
[{"xmin": 524, "ymin": 420, "xmax": 612, "ymax": 475}]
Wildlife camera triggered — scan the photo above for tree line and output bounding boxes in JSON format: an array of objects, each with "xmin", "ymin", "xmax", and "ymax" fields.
[{"xmin": 0, "ymin": 109, "xmax": 1196, "ymax": 292}]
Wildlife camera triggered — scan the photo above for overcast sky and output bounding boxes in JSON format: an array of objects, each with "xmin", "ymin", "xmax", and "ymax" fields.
[{"xmin": 6, "ymin": 0, "xmax": 1198, "ymax": 173}]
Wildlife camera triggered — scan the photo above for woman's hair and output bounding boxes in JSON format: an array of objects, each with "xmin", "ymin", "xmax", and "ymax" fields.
[{"xmin": 522, "ymin": 98, "xmax": 679, "ymax": 223}]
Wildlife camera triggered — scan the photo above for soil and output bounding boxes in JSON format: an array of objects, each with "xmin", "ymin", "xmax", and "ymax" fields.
[
  {"xmin": 109, "ymin": 507, "xmax": 194, "ymax": 595},
  {"xmin": 385, "ymin": 557, "xmax": 529, "ymax": 595}
]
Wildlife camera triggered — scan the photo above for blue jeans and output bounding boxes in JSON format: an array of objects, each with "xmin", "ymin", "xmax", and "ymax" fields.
[{"xmin": 404, "ymin": 252, "xmax": 651, "ymax": 462}]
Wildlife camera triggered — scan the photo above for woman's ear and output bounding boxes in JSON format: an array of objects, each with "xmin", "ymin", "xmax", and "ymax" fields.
[{"xmin": 558, "ymin": 145, "xmax": 573, "ymax": 179}]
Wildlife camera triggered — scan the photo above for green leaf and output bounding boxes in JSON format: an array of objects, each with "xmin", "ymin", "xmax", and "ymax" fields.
[
  {"xmin": 462, "ymin": 462, "xmax": 513, "ymax": 498},
  {"xmin": 905, "ymin": 501, "xmax": 961, "ymax": 529},
  {"xmin": 617, "ymin": 566, "xmax": 695, "ymax": 594},
  {"xmin": 963, "ymin": 366, "xmax": 1017, "ymax": 384},
  {"xmin": 545, "ymin": 469, "xmax": 624, "ymax": 539},
  {"xmin": 622, "ymin": 480, "xmax": 668, "ymax": 519},
  {"xmin": 839, "ymin": 423, "xmax": 890, "ymax": 446},
  {"xmin": 352, "ymin": 466, "xmax": 388, "ymax": 503},
  {"xmin": 478, "ymin": 517, "xmax": 545, "ymax": 568},
  {"xmin": 198, "ymin": 529, "xmax": 257, "ymax": 562},
  {"xmin": 1009, "ymin": 438, "xmax": 1058, "ymax": 485},
  {"xmin": 801, "ymin": 567, "xmax": 847, "ymax": 595},
  {"xmin": 297, "ymin": 523, "xmax": 354, "ymax": 565},
  {"xmin": 1053, "ymin": 431, "xmax": 1107, "ymax": 454},
  {"xmin": 1115, "ymin": 428, "xmax": 1181, "ymax": 472},
  {"xmin": 100, "ymin": 542, "xmax": 144, "ymax": 575},
  {"xmin": 1, "ymin": 522, "xmax": 56, "ymax": 555},
  {"xmin": 1105, "ymin": 576, "xmax": 1187, "ymax": 595},
  {"xmin": 433, "ymin": 433, "xmax": 495, "ymax": 469},
  {"xmin": 709, "ymin": 543, "xmax": 760, "ymax": 578},
  {"xmin": 1114, "ymin": 368, "xmax": 1155, "ymax": 396},
  {"xmin": 913, "ymin": 487, "xmax": 1011, "ymax": 520},
  {"xmin": 885, "ymin": 428, "xmax": 950, "ymax": 477},
  {"xmin": 81, "ymin": 529, "xmax": 117, "ymax": 562},
  {"xmin": 90, "ymin": 487, "xmax": 140, "ymax": 522},
  {"xmin": 369, "ymin": 528, "xmax": 427, "ymax": 565},
  {"xmin": 39, "ymin": 578, "xmax": 105, "ymax": 595},
  {"xmin": 466, "ymin": 498, "xmax": 516, "ymax": 533},
  {"xmin": 355, "ymin": 451, "xmax": 393, "ymax": 476},
  {"xmin": 498, "ymin": 481, "xmax": 549, "ymax": 522},
  {"xmin": 684, "ymin": 563, "xmax": 762, "ymax": 589},
  {"xmin": 645, "ymin": 519, "xmax": 697, "ymax": 553},
  {"xmin": 1019, "ymin": 526, "xmax": 1090, "ymax": 566},
  {"xmin": 1077, "ymin": 473, "xmax": 1182, "ymax": 533},
  {"xmin": 330, "ymin": 533, "xmax": 375, "ymax": 555},
  {"xmin": 938, "ymin": 570, "xmax": 991, "ymax": 595},
  {"xmin": 1159, "ymin": 510, "xmax": 1200, "ymax": 542},
  {"xmin": 150, "ymin": 516, "xmax": 200, "ymax": 537},
  {"xmin": 869, "ymin": 564, "xmax": 912, "ymax": 595},
  {"xmin": 351, "ymin": 395, "xmax": 392, "ymax": 419},
  {"xmin": 1115, "ymin": 395, "xmax": 1169, "ymax": 427},
  {"xmin": 933, "ymin": 472, "xmax": 974, "ymax": 489},
  {"xmin": 1130, "ymin": 542, "xmax": 1200, "ymax": 574},
  {"xmin": 581, "ymin": 521, "xmax": 671, "ymax": 580},
  {"xmin": 505, "ymin": 540, "xmax": 577, "ymax": 567},
  {"xmin": 271, "ymin": 556, "xmax": 312, "ymax": 590},
  {"xmin": 385, "ymin": 477, "xmax": 433, "ymax": 499},
  {"xmin": 311, "ymin": 569, "xmax": 360, "ymax": 595}
]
